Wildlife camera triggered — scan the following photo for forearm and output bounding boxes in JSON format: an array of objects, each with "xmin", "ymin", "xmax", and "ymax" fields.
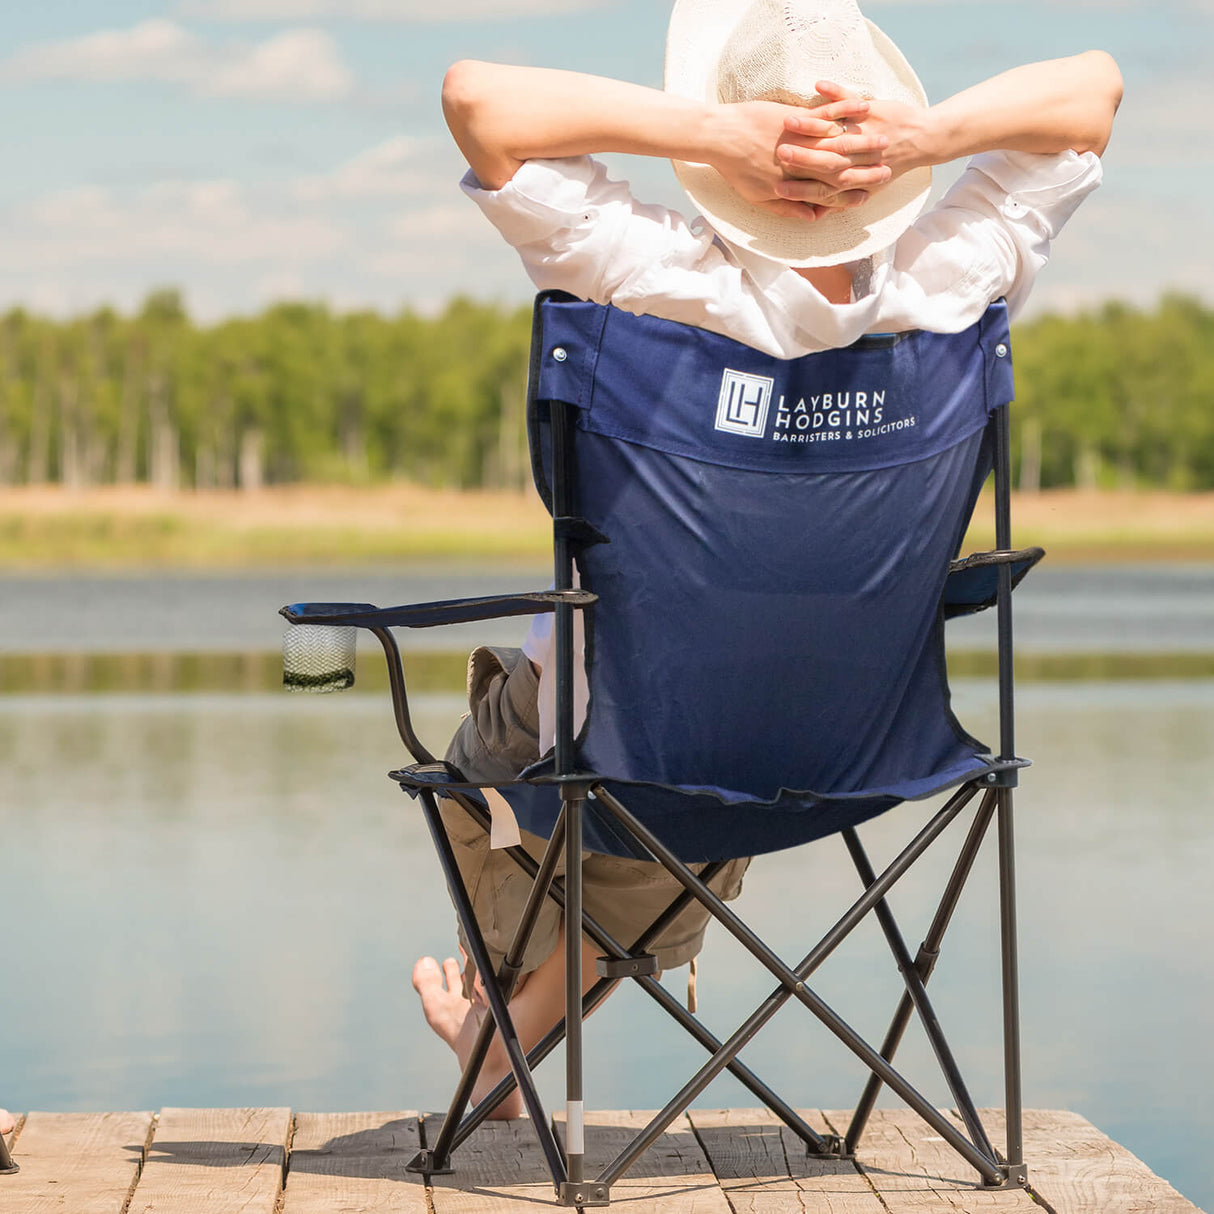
[
  {"xmin": 904, "ymin": 51, "xmax": 1123, "ymax": 170},
  {"xmin": 442, "ymin": 61, "xmax": 716, "ymax": 190},
  {"xmin": 443, "ymin": 58, "xmax": 888, "ymax": 216}
]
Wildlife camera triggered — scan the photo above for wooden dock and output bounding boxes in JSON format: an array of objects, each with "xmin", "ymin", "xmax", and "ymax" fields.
[{"xmin": 1, "ymin": 1107, "xmax": 1204, "ymax": 1212}]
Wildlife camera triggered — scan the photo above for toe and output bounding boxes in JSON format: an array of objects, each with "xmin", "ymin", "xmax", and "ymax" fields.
[
  {"xmin": 441, "ymin": 956, "xmax": 463, "ymax": 992},
  {"xmin": 411, "ymin": 956, "xmax": 442, "ymax": 992}
]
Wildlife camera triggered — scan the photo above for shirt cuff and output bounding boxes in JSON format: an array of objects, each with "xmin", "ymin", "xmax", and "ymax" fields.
[
  {"xmin": 460, "ymin": 156, "xmax": 603, "ymax": 246},
  {"xmin": 967, "ymin": 149, "xmax": 1103, "ymax": 238}
]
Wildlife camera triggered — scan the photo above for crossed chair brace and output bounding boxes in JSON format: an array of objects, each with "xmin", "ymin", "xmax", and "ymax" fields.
[{"xmin": 281, "ymin": 291, "xmax": 1042, "ymax": 1205}]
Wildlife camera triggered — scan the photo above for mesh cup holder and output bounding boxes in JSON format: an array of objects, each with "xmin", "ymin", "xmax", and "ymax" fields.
[{"xmin": 282, "ymin": 624, "xmax": 356, "ymax": 693}]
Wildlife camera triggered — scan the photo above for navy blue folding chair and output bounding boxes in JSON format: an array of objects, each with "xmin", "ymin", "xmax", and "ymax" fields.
[{"xmin": 282, "ymin": 290, "xmax": 1042, "ymax": 1205}]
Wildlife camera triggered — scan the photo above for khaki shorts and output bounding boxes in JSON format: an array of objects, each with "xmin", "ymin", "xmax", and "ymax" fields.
[{"xmin": 442, "ymin": 646, "xmax": 750, "ymax": 980}]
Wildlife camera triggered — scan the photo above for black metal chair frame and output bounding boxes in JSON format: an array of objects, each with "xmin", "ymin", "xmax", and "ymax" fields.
[{"xmin": 282, "ymin": 373, "xmax": 1035, "ymax": 1207}]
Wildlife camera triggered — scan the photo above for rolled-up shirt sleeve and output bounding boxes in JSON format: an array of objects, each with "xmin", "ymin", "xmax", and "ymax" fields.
[
  {"xmin": 895, "ymin": 149, "xmax": 1102, "ymax": 320},
  {"xmin": 462, "ymin": 156, "xmax": 715, "ymax": 306}
]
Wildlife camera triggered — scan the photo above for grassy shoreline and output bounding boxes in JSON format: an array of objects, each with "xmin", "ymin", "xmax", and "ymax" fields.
[
  {"xmin": 6, "ymin": 648, "xmax": 1214, "ymax": 696},
  {"xmin": 2, "ymin": 483, "xmax": 1213, "ymax": 569}
]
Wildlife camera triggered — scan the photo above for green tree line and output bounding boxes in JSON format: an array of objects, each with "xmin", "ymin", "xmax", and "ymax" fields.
[{"xmin": 1, "ymin": 289, "xmax": 1211, "ymax": 493}]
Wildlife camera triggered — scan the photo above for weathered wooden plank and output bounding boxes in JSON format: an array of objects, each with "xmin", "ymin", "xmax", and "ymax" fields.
[
  {"xmin": 0, "ymin": 1111, "xmax": 152, "ymax": 1214},
  {"xmin": 425, "ymin": 1113, "xmax": 560, "ymax": 1213},
  {"xmin": 690, "ymin": 1108, "xmax": 885, "ymax": 1214},
  {"xmin": 2, "ymin": 1106, "xmax": 1200, "ymax": 1214},
  {"xmin": 979, "ymin": 1108, "xmax": 1206, "ymax": 1214},
  {"xmin": 828, "ymin": 1108, "xmax": 1034, "ymax": 1212},
  {"xmin": 567, "ymin": 1109, "xmax": 734, "ymax": 1212},
  {"xmin": 283, "ymin": 1112, "xmax": 427, "ymax": 1213},
  {"xmin": 128, "ymin": 1107, "xmax": 290, "ymax": 1214}
]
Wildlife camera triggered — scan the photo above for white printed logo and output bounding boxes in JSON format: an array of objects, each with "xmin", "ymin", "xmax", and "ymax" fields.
[{"xmin": 715, "ymin": 368, "xmax": 773, "ymax": 438}]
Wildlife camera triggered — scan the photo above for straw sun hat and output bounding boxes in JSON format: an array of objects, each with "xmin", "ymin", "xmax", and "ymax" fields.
[{"xmin": 665, "ymin": 0, "xmax": 932, "ymax": 267}]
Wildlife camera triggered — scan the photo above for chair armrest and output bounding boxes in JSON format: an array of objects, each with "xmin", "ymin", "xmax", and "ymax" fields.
[
  {"xmin": 280, "ymin": 589, "xmax": 597, "ymax": 630},
  {"xmin": 943, "ymin": 547, "xmax": 1044, "ymax": 619}
]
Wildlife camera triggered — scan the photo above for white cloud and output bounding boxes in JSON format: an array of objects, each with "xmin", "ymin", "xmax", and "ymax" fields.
[
  {"xmin": 293, "ymin": 136, "xmax": 449, "ymax": 200},
  {"xmin": 206, "ymin": 29, "xmax": 353, "ymax": 100},
  {"xmin": 387, "ymin": 202, "xmax": 499, "ymax": 242},
  {"xmin": 0, "ymin": 139, "xmax": 519, "ymax": 320},
  {"xmin": 0, "ymin": 19, "xmax": 353, "ymax": 102},
  {"xmin": 4, "ymin": 179, "xmax": 347, "ymax": 272},
  {"xmin": 179, "ymin": 0, "xmax": 606, "ymax": 21}
]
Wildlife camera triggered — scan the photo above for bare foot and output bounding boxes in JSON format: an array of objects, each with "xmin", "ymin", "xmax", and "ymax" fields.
[
  {"xmin": 412, "ymin": 956, "xmax": 471, "ymax": 1048},
  {"xmin": 411, "ymin": 956, "xmax": 522, "ymax": 1119},
  {"xmin": 0, "ymin": 1109, "xmax": 14, "ymax": 1136}
]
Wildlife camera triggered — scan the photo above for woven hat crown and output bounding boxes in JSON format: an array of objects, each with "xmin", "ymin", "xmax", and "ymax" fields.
[
  {"xmin": 716, "ymin": 0, "xmax": 917, "ymax": 110},
  {"xmin": 665, "ymin": 0, "xmax": 932, "ymax": 268}
]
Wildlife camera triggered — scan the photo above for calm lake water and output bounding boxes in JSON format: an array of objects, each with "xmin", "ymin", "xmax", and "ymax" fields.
[
  {"xmin": 1, "ymin": 565, "xmax": 1212, "ymax": 1209},
  {"xmin": 4, "ymin": 563, "xmax": 1214, "ymax": 654}
]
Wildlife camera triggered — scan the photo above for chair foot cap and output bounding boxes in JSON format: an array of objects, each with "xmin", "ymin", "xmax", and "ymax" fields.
[
  {"xmin": 407, "ymin": 1149, "xmax": 454, "ymax": 1175},
  {"xmin": 981, "ymin": 1163, "xmax": 1028, "ymax": 1189},
  {"xmin": 557, "ymin": 1180, "xmax": 610, "ymax": 1206},
  {"xmin": 812, "ymin": 1133, "xmax": 853, "ymax": 1160}
]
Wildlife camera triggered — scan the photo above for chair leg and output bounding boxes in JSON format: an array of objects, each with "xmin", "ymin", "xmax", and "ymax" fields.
[
  {"xmin": 557, "ymin": 783, "xmax": 595, "ymax": 1206},
  {"xmin": 847, "ymin": 789, "xmax": 998, "ymax": 1153},
  {"xmin": 413, "ymin": 789, "xmax": 568, "ymax": 1189},
  {"xmin": 997, "ymin": 785, "xmax": 1027, "ymax": 1186},
  {"xmin": 417, "ymin": 805, "xmax": 570, "ymax": 1174},
  {"xmin": 842, "ymin": 825, "xmax": 997, "ymax": 1165}
]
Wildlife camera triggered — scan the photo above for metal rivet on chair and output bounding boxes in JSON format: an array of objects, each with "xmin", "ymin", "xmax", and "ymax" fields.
[
  {"xmin": 995, "ymin": 343, "xmax": 1008, "ymax": 358},
  {"xmin": 552, "ymin": 346, "xmax": 568, "ymax": 362}
]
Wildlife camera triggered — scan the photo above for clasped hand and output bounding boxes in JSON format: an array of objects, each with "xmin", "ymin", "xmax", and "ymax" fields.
[{"xmin": 710, "ymin": 81, "xmax": 894, "ymax": 222}]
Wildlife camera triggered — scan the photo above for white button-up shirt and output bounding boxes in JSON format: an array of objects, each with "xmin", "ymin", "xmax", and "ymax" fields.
[
  {"xmin": 462, "ymin": 149, "xmax": 1102, "ymax": 742},
  {"xmin": 463, "ymin": 148, "xmax": 1101, "ymax": 359}
]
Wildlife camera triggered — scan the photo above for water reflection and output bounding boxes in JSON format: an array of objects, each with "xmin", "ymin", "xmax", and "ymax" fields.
[
  {"xmin": 1, "ymin": 683, "xmax": 1211, "ymax": 1209},
  {"xmin": 7, "ymin": 646, "xmax": 1214, "ymax": 695}
]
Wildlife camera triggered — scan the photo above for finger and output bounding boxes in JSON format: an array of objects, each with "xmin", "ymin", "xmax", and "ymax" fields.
[
  {"xmin": 819, "ymin": 188, "xmax": 874, "ymax": 210},
  {"xmin": 777, "ymin": 143, "xmax": 889, "ymax": 179},
  {"xmin": 817, "ymin": 99, "xmax": 872, "ymax": 126},
  {"xmin": 783, "ymin": 99, "xmax": 868, "ymax": 135},
  {"xmin": 754, "ymin": 197, "xmax": 820, "ymax": 223},
  {"xmin": 781, "ymin": 167, "xmax": 888, "ymax": 197},
  {"xmin": 774, "ymin": 177, "xmax": 850, "ymax": 204},
  {"xmin": 816, "ymin": 79, "xmax": 861, "ymax": 101},
  {"xmin": 777, "ymin": 178, "xmax": 881, "ymax": 207},
  {"xmin": 822, "ymin": 131, "xmax": 889, "ymax": 157},
  {"xmin": 778, "ymin": 133, "xmax": 888, "ymax": 168},
  {"xmin": 777, "ymin": 144, "xmax": 853, "ymax": 174},
  {"xmin": 833, "ymin": 151, "xmax": 887, "ymax": 169},
  {"xmin": 833, "ymin": 164, "xmax": 892, "ymax": 188},
  {"xmin": 782, "ymin": 113, "xmax": 850, "ymax": 139}
]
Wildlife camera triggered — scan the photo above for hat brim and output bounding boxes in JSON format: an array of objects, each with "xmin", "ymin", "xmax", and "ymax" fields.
[{"xmin": 665, "ymin": 0, "xmax": 932, "ymax": 267}]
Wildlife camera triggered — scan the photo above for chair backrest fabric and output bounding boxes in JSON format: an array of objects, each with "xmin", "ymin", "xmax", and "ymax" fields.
[{"xmin": 505, "ymin": 295, "xmax": 1014, "ymax": 862}]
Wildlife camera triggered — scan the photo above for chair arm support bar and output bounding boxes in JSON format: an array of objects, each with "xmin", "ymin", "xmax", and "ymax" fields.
[{"xmin": 280, "ymin": 588, "xmax": 597, "ymax": 631}]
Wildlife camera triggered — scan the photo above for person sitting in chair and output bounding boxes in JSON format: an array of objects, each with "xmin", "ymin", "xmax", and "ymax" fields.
[{"xmin": 412, "ymin": 0, "xmax": 1121, "ymax": 1117}]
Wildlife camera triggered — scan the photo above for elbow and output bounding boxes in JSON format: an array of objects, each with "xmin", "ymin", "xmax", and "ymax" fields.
[
  {"xmin": 442, "ymin": 60, "xmax": 488, "ymax": 136},
  {"xmin": 441, "ymin": 59, "xmax": 520, "ymax": 189},
  {"xmin": 1080, "ymin": 50, "xmax": 1123, "ymax": 156}
]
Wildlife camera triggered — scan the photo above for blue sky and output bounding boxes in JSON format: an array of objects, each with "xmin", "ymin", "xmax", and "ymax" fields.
[{"xmin": 0, "ymin": 0, "xmax": 1205, "ymax": 320}]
